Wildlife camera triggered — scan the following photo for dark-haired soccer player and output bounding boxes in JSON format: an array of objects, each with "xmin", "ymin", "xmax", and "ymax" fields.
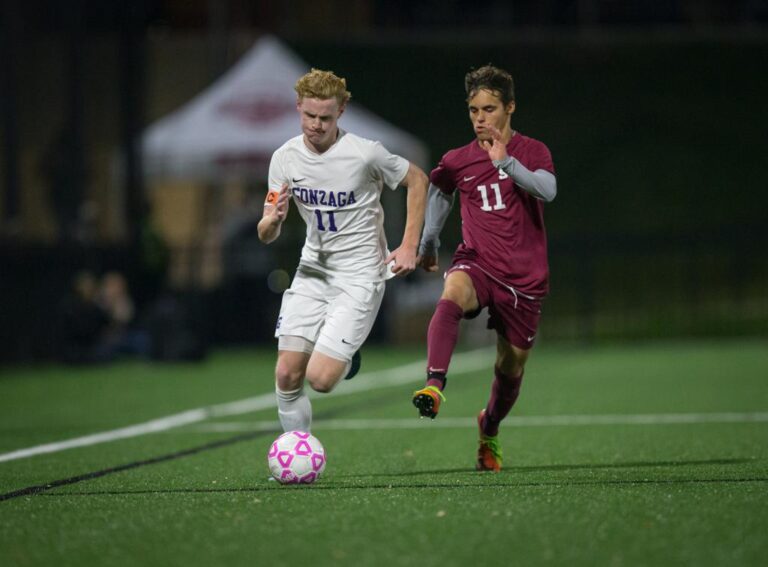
[{"xmin": 412, "ymin": 65, "xmax": 557, "ymax": 472}]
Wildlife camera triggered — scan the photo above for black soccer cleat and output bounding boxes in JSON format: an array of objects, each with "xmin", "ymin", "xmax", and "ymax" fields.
[
  {"xmin": 412, "ymin": 386, "xmax": 446, "ymax": 419},
  {"xmin": 344, "ymin": 350, "xmax": 361, "ymax": 380}
]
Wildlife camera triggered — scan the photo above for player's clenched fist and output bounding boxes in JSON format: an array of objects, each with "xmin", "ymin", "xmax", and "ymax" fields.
[{"xmin": 385, "ymin": 245, "xmax": 418, "ymax": 277}]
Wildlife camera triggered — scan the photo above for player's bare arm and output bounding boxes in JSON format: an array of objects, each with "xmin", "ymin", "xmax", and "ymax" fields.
[
  {"xmin": 257, "ymin": 183, "xmax": 290, "ymax": 244},
  {"xmin": 385, "ymin": 162, "xmax": 428, "ymax": 276}
]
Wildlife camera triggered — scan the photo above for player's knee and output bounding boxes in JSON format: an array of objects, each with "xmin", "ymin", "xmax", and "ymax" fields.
[
  {"xmin": 496, "ymin": 344, "xmax": 528, "ymax": 377},
  {"xmin": 275, "ymin": 361, "xmax": 304, "ymax": 391},
  {"xmin": 440, "ymin": 288, "xmax": 473, "ymax": 312},
  {"xmin": 442, "ymin": 272, "xmax": 477, "ymax": 311},
  {"xmin": 498, "ymin": 355, "xmax": 524, "ymax": 377},
  {"xmin": 305, "ymin": 352, "xmax": 347, "ymax": 393},
  {"xmin": 307, "ymin": 374, "xmax": 338, "ymax": 394}
]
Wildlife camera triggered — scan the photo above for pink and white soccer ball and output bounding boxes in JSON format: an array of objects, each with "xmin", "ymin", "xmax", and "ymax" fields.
[{"xmin": 267, "ymin": 431, "xmax": 326, "ymax": 484}]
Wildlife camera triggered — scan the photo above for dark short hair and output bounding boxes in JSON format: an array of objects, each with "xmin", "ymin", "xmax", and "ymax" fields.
[{"xmin": 465, "ymin": 65, "xmax": 515, "ymax": 106}]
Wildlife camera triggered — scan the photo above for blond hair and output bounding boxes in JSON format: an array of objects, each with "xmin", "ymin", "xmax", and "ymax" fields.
[{"xmin": 294, "ymin": 68, "xmax": 351, "ymax": 106}]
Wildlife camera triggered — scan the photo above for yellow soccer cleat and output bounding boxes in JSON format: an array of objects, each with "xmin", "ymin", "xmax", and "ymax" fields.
[
  {"xmin": 476, "ymin": 410, "xmax": 502, "ymax": 472},
  {"xmin": 412, "ymin": 385, "xmax": 445, "ymax": 419}
]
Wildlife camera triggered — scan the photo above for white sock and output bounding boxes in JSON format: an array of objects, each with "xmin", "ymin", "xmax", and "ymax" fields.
[{"xmin": 276, "ymin": 386, "xmax": 312, "ymax": 432}]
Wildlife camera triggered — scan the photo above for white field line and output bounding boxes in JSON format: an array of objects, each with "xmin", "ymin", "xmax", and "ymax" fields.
[
  {"xmin": 189, "ymin": 412, "xmax": 768, "ymax": 433},
  {"xmin": 0, "ymin": 348, "xmax": 494, "ymax": 464}
]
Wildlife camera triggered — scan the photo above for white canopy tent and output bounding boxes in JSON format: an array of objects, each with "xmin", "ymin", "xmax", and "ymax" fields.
[
  {"xmin": 142, "ymin": 35, "xmax": 429, "ymax": 181},
  {"xmin": 137, "ymin": 36, "xmax": 429, "ymax": 291}
]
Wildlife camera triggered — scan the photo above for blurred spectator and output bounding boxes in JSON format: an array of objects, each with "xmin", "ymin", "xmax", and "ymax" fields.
[
  {"xmin": 99, "ymin": 271, "xmax": 135, "ymax": 330},
  {"xmin": 55, "ymin": 270, "xmax": 153, "ymax": 364},
  {"xmin": 56, "ymin": 271, "xmax": 111, "ymax": 364},
  {"xmin": 97, "ymin": 271, "xmax": 152, "ymax": 359}
]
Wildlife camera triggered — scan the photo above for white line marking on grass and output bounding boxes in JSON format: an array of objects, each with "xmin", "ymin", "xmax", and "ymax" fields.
[
  {"xmin": 189, "ymin": 412, "xmax": 768, "ymax": 433},
  {"xmin": 0, "ymin": 348, "xmax": 494, "ymax": 464}
]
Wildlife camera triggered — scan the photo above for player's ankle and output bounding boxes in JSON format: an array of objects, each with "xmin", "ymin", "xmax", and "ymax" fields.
[{"xmin": 426, "ymin": 371, "xmax": 447, "ymax": 391}]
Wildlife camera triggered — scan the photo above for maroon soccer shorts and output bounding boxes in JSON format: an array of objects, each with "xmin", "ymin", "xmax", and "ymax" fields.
[{"xmin": 446, "ymin": 261, "xmax": 542, "ymax": 350}]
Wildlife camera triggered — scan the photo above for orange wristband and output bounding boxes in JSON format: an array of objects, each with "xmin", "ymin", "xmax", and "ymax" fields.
[{"xmin": 265, "ymin": 190, "xmax": 280, "ymax": 205}]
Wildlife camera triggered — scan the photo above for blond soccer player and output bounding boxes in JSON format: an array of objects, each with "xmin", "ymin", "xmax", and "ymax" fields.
[{"xmin": 258, "ymin": 68, "xmax": 428, "ymax": 433}]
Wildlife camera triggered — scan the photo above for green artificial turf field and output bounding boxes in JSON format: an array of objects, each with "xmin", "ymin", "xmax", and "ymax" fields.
[{"xmin": 1, "ymin": 339, "xmax": 767, "ymax": 566}]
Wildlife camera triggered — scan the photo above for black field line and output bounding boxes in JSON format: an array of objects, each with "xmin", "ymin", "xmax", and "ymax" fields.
[
  {"xmin": 0, "ymin": 390, "xmax": 408, "ymax": 503},
  {"xmin": 0, "ymin": 430, "xmax": 277, "ymax": 502},
  {"xmin": 31, "ymin": 476, "xmax": 768, "ymax": 497}
]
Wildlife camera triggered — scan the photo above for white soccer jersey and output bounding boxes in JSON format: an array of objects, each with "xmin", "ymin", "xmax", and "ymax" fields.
[{"xmin": 268, "ymin": 130, "xmax": 409, "ymax": 281}]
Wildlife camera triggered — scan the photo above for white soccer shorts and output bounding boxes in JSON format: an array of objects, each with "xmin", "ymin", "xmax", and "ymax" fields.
[{"xmin": 274, "ymin": 266, "xmax": 385, "ymax": 361}]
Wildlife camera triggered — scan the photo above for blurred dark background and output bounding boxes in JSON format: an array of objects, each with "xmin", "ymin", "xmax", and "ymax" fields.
[{"xmin": 1, "ymin": 0, "xmax": 767, "ymax": 363}]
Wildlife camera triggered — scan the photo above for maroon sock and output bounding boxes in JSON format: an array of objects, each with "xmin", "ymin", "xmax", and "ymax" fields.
[
  {"xmin": 425, "ymin": 299, "xmax": 464, "ymax": 390},
  {"xmin": 482, "ymin": 367, "xmax": 523, "ymax": 437}
]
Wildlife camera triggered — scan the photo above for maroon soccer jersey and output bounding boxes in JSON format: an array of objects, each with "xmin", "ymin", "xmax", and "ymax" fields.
[{"xmin": 430, "ymin": 133, "xmax": 555, "ymax": 297}]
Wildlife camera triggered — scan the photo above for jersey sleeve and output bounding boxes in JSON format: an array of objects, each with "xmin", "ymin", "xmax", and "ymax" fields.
[
  {"xmin": 528, "ymin": 140, "xmax": 555, "ymax": 175},
  {"xmin": 429, "ymin": 155, "xmax": 456, "ymax": 195},
  {"xmin": 266, "ymin": 150, "xmax": 288, "ymax": 207},
  {"xmin": 368, "ymin": 141, "xmax": 410, "ymax": 191},
  {"xmin": 268, "ymin": 150, "xmax": 289, "ymax": 191}
]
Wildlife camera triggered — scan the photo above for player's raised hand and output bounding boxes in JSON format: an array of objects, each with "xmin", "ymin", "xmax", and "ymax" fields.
[
  {"xmin": 385, "ymin": 245, "xmax": 417, "ymax": 277},
  {"xmin": 479, "ymin": 126, "xmax": 508, "ymax": 162}
]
